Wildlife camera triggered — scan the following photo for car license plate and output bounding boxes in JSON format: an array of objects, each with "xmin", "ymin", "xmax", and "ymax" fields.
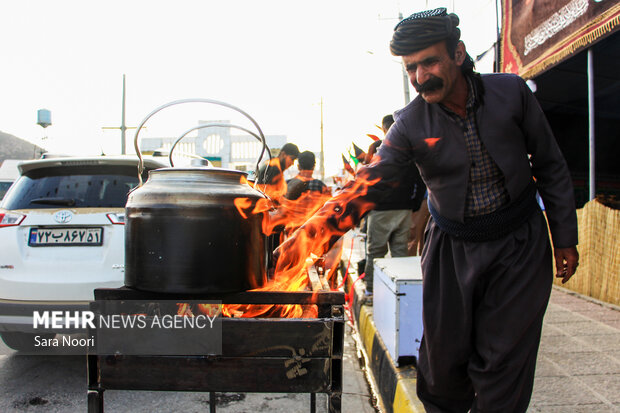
[{"xmin": 28, "ymin": 227, "xmax": 104, "ymax": 246}]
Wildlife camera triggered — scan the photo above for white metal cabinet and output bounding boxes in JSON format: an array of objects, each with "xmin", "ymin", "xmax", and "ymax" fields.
[{"xmin": 373, "ymin": 256, "xmax": 424, "ymax": 366}]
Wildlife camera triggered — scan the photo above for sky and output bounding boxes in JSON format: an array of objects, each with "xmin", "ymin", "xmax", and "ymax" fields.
[{"xmin": 0, "ymin": 0, "xmax": 498, "ymax": 176}]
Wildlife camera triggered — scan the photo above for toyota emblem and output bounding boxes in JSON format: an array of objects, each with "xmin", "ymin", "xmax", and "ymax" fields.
[{"xmin": 54, "ymin": 210, "xmax": 73, "ymax": 224}]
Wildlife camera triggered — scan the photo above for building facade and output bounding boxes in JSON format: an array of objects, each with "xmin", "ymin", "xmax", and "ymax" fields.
[{"xmin": 140, "ymin": 120, "xmax": 288, "ymax": 172}]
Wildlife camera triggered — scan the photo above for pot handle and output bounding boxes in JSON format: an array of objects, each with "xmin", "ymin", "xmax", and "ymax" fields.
[
  {"xmin": 168, "ymin": 122, "xmax": 271, "ymax": 169},
  {"xmin": 133, "ymin": 98, "xmax": 269, "ymax": 186}
]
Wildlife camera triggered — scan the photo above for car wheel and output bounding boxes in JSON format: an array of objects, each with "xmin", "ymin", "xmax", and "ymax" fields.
[{"xmin": 0, "ymin": 332, "xmax": 55, "ymax": 352}]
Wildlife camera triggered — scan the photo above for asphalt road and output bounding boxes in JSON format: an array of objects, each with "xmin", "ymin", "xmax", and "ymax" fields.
[{"xmin": 0, "ymin": 326, "xmax": 377, "ymax": 413}]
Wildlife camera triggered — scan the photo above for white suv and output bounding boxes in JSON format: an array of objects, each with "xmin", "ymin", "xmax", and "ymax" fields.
[{"xmin": 0, "ymin": 156, "xmax": 166, "ymax": 351}]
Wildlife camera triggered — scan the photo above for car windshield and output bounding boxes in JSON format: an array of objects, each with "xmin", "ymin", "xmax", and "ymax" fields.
[{"xmin": 1, "ymin": 165, "xmax": 144, "ymax": 209}]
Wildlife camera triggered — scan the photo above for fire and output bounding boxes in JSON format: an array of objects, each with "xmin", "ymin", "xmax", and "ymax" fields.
[
  {"xmin": 271, "ymin": 192, "xmax": 333, "ymax": 238},
  {"xmin": 227, "ymin": 170, "xmax": 378, "ymax": 318},
  {"xmin": 227, "ymin": 189, "xmax": 336, "ymax": 318},
  {"xmin": 253, "ymin": 157, "xmax": 288, "ymax": 205},
  {"xmin": 186, "ymin": 165, "xmax": 379, "ymax": 320},
  {"xmin": 176, "ymin": 302, "xmax": 222, "ymax": 318},
  {"xmin": 233, "ymin": 197, "xmax": 253, "ymax": 219}
]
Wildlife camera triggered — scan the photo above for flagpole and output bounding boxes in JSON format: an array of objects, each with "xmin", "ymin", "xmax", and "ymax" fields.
[{"xmin": 320, "ymin": 97, "xmax": 325, "ymax": 181}]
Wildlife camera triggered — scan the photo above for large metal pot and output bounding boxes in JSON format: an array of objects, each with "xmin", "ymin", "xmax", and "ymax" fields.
[
  {"xmin": 124, "ymin": 99, "xmax": 271, "ymax": 293},
  {"xmin": 125, "ymin": 168, "xmax": 268, "ymax": 293}
]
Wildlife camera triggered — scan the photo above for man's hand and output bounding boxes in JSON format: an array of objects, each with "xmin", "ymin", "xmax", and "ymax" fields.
[{"xmin": 554, "ymin": 246, "xmax": 579, "ymax": 284}]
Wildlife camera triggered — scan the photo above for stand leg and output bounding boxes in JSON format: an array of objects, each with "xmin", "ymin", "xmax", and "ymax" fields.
[
  {"xmin": 328, "ymin": 392, "xmax": 341, "ymax": 413},
  {"xmin": 310, "ymin": 393, "xmax": 316, "ymax": 413},
  {"xmin": 87, "ymin": 390, "xmax": 104, "ymax": 413},
  {"xmin": 210, "ymin": 392, "xmax": 216, "ymax": 413},
  {"xmin": 87, "ymin": 353, "xmax": 103, "ymax": 413}
]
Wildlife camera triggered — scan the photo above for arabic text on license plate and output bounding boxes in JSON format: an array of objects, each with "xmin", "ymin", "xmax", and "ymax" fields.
[{"xmin": 28, "ymin": 227, "xmax": 104, "ymax": 246}]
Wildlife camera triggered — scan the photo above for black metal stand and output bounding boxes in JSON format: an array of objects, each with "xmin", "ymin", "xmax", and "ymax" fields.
[{"xmin": 87, "ymin": 288, "xmax": 344, "ymax": 413}]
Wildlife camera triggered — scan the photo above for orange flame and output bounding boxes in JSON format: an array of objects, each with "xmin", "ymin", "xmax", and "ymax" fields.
[
  {"xmin": 224, "ymin": 188, "xmax": 337, "ymax": 318},
  {"xmin": 253, "ymin": 158, "xmax": 288, "ymax": 205},
  {"xmin": 192, "ymin": 165, "xmax": 379, "ymax": 320},
  {"xmin": 233, "ymin": 197, "xmax": 253, "ymax": 219},
  {"xmin": 248, "ymin": 171, "xmax": 379, "ymax": 318},
  {"xmin": 424, "ymin": 137, "xmax": 440, "ymax": 148},
  {"xmin": 177, "ymin": 303, "xmax": 222, "ymax": 317}
]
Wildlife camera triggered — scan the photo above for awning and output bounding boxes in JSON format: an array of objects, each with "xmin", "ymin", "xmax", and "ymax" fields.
[{"xmin": 501, "ymin": 0, "xmax": 620, "ymax": 78}]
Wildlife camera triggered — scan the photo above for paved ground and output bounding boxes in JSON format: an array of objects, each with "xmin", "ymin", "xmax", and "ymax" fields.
[
  {"xmin": 531, "ymin": 288, "xmax": 620, "ymax": 412},
  {"xmin": 341, "ymin": 322, "xmax": 380, "ymax": 413},
  {"xmin": 342, "ymin": 230, "xmax": 620, "ymax": 412}
]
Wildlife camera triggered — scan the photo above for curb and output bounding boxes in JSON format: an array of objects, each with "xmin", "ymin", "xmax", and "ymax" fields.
[{"xmin": 344, "ymin": 263, "xmax": 425, "ymax": 413}]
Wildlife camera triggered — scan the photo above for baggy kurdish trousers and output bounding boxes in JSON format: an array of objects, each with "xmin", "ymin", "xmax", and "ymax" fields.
[{"xmin": 416, "ymin": 208, "xmax": 552, "ymax": 413}]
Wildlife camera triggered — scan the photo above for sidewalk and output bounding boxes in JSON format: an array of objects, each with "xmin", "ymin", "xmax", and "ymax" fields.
[
  {"xmin": 341, "ymin": 231, "xmax": 620, "ymax": 413},
  {"xmin": 532, "ymin": 287, "xmax": 620, "ymax": 412}
]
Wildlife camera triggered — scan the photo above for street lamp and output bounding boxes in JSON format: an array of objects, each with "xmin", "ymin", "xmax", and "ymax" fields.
[
  {"xmin": 366, "ymin": 50, "xmax": 411, "ymax": 106},
  {"xmin": 398, "ymin": 12, "xmax": 411, "ymax": 105}
]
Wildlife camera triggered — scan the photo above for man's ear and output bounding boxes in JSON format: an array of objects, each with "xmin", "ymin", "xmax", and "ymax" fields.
[{"xmin": 454, "ymin": 41, "xmax": 466, "ymax": 66}]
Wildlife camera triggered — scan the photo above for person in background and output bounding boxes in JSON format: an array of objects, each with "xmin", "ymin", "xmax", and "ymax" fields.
[
  {"xmin": 282, "ymin": 151, "xmax": 336, "ymax": 287},
  {"xmin": 256, "ymin": 142, "xmax": 300, "ymax": 186},
  {"xmin": 364, "ymin": 139, "xmax": 382, "ymax": 165},
  {"xmin": 285, "ymin": 151, "xmax": 331, "ymax": 200},
  {"xmin": 363, "ymin": 114, "xmax": 425, "ymax": 300},
  {"xmin": 257, "ymin": 142, "xmax": 299, "ymax": 271},
  {"xmin": 278, "ymin": 8, "xmax": 579, "ymax": 412},
  {"xmin": 407, "ymin": 194, "xmax": 430, "ymax": 256}
]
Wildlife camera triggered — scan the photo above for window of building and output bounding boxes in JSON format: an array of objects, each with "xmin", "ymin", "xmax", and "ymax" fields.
[{"xmin": 203, "ymin": 134, "xmax": 224, "ymax": 154}]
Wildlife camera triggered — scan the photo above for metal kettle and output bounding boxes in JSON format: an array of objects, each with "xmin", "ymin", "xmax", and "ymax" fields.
[{"xmin": 124, "ymin": 99, "xmax": 271, "ymax": 294}]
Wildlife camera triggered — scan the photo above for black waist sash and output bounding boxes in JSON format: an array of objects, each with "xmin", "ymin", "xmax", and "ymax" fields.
[{"xmin": 428, "ymin": 182, "xmax": 539, "ymax": 242}]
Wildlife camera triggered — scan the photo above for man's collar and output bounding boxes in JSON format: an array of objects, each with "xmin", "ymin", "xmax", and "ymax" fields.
[
  {"xmin": 436, "ymin": 73, "xmax": 483, "ymax": 116},
  {"xmin": 469, "ymin": 72, "xmax": 485, "ymax": 107},
  {"xmin": 465, "ymin": 76, "xmax": 476, "ymax": 110}
]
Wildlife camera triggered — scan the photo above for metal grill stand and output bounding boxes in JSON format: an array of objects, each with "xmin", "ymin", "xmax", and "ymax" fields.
[{"xmin": 87, "ymin": 288, "xmax": 344, "ymax": 413}]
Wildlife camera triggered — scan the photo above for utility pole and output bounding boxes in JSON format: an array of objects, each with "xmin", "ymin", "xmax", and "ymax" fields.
[
  {"xmin": 102, "ymin": 74, "xmax": 137, "ymax": 154},
  {"xmin": 494, "ymin": 0, "xmax": 502, "ymax": 72},
  {"xmin": 378, "ymin": 13, "xmax": 411, "ymax": 105},
  {"xmin": 121, "ymin": 74, "xmax": 126, "ymax": 154},
  {"xmin": 320, "ymin": 97, "xmax": 325, "ymax": 181},
  {"xmin": 399, "ymin": 12, "xmax": 412, "ymax": 105}
]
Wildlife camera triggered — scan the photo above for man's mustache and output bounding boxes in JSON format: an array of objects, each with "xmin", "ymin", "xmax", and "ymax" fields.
[{"xmin": 413, "ymin": 77, "xmax": 444, "ymax": 93}]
